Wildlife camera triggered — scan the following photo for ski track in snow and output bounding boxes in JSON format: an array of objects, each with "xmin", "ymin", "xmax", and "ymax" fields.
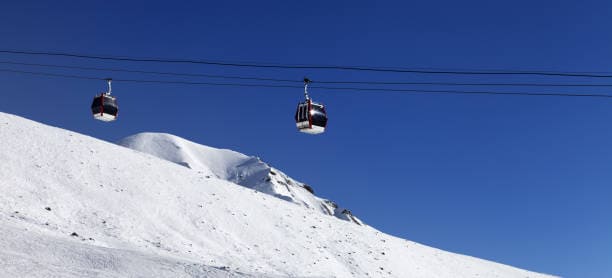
[{"xmin": 0, "ymin": 112, "xmax": 557, "ymax": 278}]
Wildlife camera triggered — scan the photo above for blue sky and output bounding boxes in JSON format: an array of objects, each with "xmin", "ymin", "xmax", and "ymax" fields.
[{"xmin": 1, "ymin": 1, "xmax": 611, "ymax": 277}]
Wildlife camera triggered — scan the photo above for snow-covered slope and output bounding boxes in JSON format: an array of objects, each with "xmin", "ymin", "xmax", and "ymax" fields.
[
  {"xmin": 0, "ymin": 112, "xmax": 556, "ymax": 278},
  {"xmin": 0, "ymin": 223, "xmax": 261, "ymax": 278},
  {"xmin": 118, "ymin": 133, "xmax": 362, "ymax": 225}
]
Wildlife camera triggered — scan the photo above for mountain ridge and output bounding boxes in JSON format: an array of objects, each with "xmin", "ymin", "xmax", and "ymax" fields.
[{"xmin": 117, "ymin": 132, "xmax": 363, "ymax": 225}]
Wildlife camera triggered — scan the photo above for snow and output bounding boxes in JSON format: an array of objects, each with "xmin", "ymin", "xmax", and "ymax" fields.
[
  {"xmin": 0, "ymin": 112, "xmax": 556, "ymax": 278},
  {"xmin": 0, "ymin": 223, "xmax": 260, "ymax": 278},
  {"xmin": 118, "ymin": 132, "xmax": 363, "ymax": 225}
]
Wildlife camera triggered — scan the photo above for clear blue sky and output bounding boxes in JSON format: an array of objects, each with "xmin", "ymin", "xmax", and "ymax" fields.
[{"xmin": 1, "ymin": 1, "xmax": 610, "ymax": 277}]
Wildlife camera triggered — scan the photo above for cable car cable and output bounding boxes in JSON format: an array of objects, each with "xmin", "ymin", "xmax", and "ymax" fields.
[
  {"xmin": 313, "ymin": 85, "xmax": 612, "ymax": 98},
  {"xmin": 0, "ymin": 60, "xmax": 299, "ymax": 83},
  {"xmin": 3, "ymin": 60, "xmax": 612, "ymax": 88},
  {"xmin": 0, "ymin": 68, "xmax": 300, "ymax": 87},
  {"xmin": 315, "ymin": 80, "xmax": 612, "ymax": 87},
  {"xmin": 3, "ymin": 68, "xmax": 612, "ymax": 99},
  {"xmin": 3, "ymin": 49, "xmax": 612, "ymax": 78},
  {"xmin": 0, "ymin": 68, "xmax": 104, "ymax": 80}
]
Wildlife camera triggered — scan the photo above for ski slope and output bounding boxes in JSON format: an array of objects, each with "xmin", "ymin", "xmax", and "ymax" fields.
[{"xmin": 0, "ymin": 112, "xmax": 556, "ymax": 278}]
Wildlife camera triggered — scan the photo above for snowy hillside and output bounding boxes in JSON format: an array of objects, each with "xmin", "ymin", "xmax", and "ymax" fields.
[
  {"xmin": 0, "ymin": 112, "xmax": 556, "ymax": 278},
  {"xmin": 118, "ymin": 132, "xmax": 363, "ymax": 225}
]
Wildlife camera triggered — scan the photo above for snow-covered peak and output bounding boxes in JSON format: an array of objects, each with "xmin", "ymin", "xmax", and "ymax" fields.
[
  {"xmin": 118, "ymin": 132, "xmax": 252, "ymax": 179},
  {"xmin": 118, "ymin": 132, "xmax": 363, "ymax": 225}
]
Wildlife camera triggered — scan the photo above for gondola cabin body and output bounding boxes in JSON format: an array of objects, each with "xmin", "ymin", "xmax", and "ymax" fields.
[
  {"xmin": 91, "ymin": 93, "xmax": 119, "ymax": 122},
  {"xmin": 295, "ymin": 99, "xmax": 327, "ymax": 134},
  {"xmin": 91, "ymin": 79, "xmax": 118, "ymax": 122}
]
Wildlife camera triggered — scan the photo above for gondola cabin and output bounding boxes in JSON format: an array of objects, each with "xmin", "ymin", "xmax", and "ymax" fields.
[
  {"xmin": 91, "ymin": 93, "xmax": 119, "ymax": 121},
  {"xmin": 295, "ymin": 99, "xmax": 327, "ymax": 134},
  {"xmin": 91, "ymin": 79, "xmax": 118, "ymax": 122}
]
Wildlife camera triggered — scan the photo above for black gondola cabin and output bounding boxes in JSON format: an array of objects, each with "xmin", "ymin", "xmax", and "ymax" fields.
[
  {"xmin": 91, "ymin": 93, "xmax": 119, "ymax": 121},
  {"xmin": 295, "ymin": 99, "xmax": 327, "ymax": 134},
  {"xmin": 91, "ymin": 79, "xmax": 118, "ymax": 122}
]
